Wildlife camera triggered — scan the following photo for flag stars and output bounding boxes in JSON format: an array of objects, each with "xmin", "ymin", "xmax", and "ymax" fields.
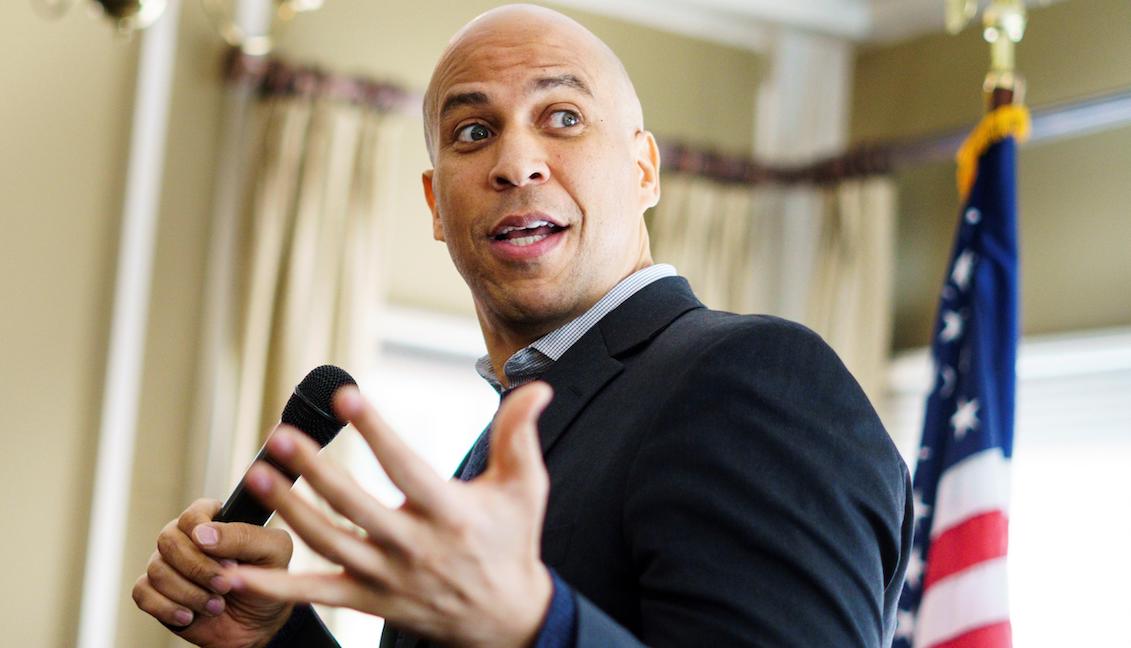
[
  {"xmin": 951, "ymin": 397, "xmax": 980, "ymax": 439},
  {"xmin": 895, "ymin": 609, "xmax": 915, "ymax": 642},
  {"xmin": 939, "ymin": 310, "xmax": 964, "ymax": 343},
  {"xmin": 913, "ymin": 490, "xmax": 932, "ymax": 529},
  {"xmin": 951, "ymin": 250, "xmax": 977, "ymax": 290},
  {"xmin": 939, "ymin": 365, "xmax": 957, "ymax": 398},
  {"xmin": 905, "ymin": 548, "xmax": 925, "ymax": 586}
]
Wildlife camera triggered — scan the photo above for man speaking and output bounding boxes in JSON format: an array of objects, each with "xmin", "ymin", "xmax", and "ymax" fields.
[{"xmin": 133, "ymin": 4, "xmax": 913, "ymax": 646}]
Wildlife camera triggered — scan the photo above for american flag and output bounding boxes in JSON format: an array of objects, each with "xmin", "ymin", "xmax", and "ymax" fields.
[{"xmin": 894, "ymin": 105, "xmax": 1029, "ymax": 648}]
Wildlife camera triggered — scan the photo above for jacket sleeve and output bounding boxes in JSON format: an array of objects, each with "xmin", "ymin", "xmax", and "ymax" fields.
[{"xmin": 577, "ymin": 319, "xmax": 911, "ymax": 647}]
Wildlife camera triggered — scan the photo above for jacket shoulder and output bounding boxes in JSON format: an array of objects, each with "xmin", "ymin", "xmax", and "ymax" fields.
[{"xmin": 660, "ymin": 308, "xmax": 841, "ymax": 370}]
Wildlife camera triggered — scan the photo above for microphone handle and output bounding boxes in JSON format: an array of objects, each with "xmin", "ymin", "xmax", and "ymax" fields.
[{"xmin": 213, "ymin": 443, "xmax": 300, "ymax": 526}]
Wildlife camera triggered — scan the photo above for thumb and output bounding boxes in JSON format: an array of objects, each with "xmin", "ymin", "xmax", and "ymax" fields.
[
  {"xmin": 487, "ymin": 381, "xmax": 553, "ymax": 483},
  {"xmin": 190, "ymin": 521, "xmax": 293, "ymax": 568}
]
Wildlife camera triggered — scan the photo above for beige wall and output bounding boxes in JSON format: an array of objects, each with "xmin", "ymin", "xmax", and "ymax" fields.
[
  {"xmin": 116, "ymin": 6, "xmax": 229, "ymax": 646},
  {"xmin": 0, "ymin": 3, "xmax": 227, "ymax": 647},
  {"xmin": 0, "ymin": 5, "xmax": 137, "ymax": 647},
  {"xmin": 853, "ymin": 0, "xmax": 1131, "ymax": 349},
  {"xmin": 0, "ymin": 3, "xmax": 759, "ymax": 646}
]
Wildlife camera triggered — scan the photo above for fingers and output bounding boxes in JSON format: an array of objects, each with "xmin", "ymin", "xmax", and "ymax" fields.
[
  {"xmin": 144, "ymin": 551, "xmax": 227, "ymax": 619},
  {"xmin": 332, "ymin": 387, "xmax": 453, "ymax": 519},
  {"xmin": 487, "ymin": 382, "xmax": 553, "ymax": 486},
  {"xmin": 226, "ymin": 567, "xmax": 385, "ymax": 612},
  {"xmin": 245, "ymin": 461, "xmax": 393, "ymax": 585},
  {"xmin": 133, "ymin": 573, "xmax": 197, "ymax": 628},
  {"xmin": 157, "ymin": 497, "xmax": 292, "ymax": 607},
  {"xmin": 265, "ymin": 427, "xmax": 408, "ymax": 548},
  {"xmin": 186, "ymin": 519, "xmax": 294, "ymax": 568},
  {"xmin": 157, "ymin": 511, "xmax": 231, "ymax": 596},
  {"xmin": 137, "ymin": 501, "xmax": 229, "ymax": 628},
  {"xmin": 182, "ymin": 497, "xmax": 223, "ymax": 524}
]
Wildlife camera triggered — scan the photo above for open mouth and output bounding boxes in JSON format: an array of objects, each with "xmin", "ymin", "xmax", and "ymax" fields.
[{"xmin": 491, "ymin": 220, "xmax": 567, "ymax": 247}]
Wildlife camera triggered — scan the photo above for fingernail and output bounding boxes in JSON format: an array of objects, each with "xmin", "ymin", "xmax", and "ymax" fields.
[
  {"xmin": 220, "ymin": 559, "xmax": 237, "ymax": 568},
  {"xmin": 193, "ymin": 524, "xmax": 218, "ymax": 547},
  {"xmin": 209, "ymin": 575, "xmax": 229, "ymax": 594},
  {"xmin": 174, "ymin": 609, "xmax": 193, "ymax": 626},
  {"xmin": 227, "ymin": 573, "xmax": 245, "ymax": 590},
  {"xmin": 205, "ymin": 596, "xmax": 225, "ymax": 616}
]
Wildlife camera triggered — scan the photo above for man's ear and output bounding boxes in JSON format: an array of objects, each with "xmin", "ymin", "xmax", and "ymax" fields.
[
  {"xmin": 635, "ymin": 130, "xmax": 661, "ymax": 210},
  {"xmin": 422, "ymin": 169, "xmax": 444, "ymax": 241}
]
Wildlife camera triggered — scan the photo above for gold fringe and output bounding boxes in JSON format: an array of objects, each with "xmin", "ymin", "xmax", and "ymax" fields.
[{"xmin": 955, "ymin": 105, "xmax": 1032, "ymax": 201}]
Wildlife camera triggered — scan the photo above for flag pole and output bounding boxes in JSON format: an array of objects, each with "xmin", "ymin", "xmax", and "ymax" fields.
[
  {"xmin": 892, "ymin": 3, "xmax": 1030, "ymax": 646},
  {"xmin": 981, "ymin": 0, "xmax": 1027, "ymax": 111}
]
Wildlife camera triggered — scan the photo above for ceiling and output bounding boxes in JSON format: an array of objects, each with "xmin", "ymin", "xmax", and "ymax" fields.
[{"xmin": 550, "ymin": 0, "xmax": 1063, "ymax": 52}]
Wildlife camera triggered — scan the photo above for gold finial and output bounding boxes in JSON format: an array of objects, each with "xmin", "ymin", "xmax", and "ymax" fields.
[
  {"xmin": 945, "ymin": 0, "xmax": 1028, "ymax": 108},
  {"xmin": 982, "ymin": 0, "xmax": 1027, "ymax": 98}
]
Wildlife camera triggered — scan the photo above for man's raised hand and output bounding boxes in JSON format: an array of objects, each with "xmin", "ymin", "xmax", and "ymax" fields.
[{"xmin": 224, "ymin": 381, "xmax": 557, "ymax": 648}]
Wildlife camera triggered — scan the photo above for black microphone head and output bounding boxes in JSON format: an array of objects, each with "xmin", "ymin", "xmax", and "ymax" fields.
[{"xmin": 281, "ymin": 364, "xmax": 357, "ymax": 448}]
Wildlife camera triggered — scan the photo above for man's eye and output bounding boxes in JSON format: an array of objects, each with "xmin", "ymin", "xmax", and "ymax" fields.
[
  {"xmin": 456, "ymin": 123, "xmax": 492, "ymax": 143},
  {"xmin": 548, "ymin": 110, "xmax": 581, "ymax": 129}
]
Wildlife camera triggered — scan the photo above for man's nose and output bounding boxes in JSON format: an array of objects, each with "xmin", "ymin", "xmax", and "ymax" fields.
[{"xmin": 489, "ymin": 131, "xmax": 550, "ymax": 190}]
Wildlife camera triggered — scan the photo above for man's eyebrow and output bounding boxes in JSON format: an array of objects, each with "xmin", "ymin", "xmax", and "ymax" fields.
[
  {"xmin": 529, "ymin": 74, "xmax": 592, "ymax": 96},
  {"xmin": 439, "ymin": 91, "xmax": 489, "ymax": 118}
]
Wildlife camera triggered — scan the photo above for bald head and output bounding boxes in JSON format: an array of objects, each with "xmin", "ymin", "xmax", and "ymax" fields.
[
  {"xmin": 417, "ymin": 3, "xmax": 662, "ymax": 356},
  {"xmin": 423, "ymin": 4, "xmax": 643, "ymax": 161}
]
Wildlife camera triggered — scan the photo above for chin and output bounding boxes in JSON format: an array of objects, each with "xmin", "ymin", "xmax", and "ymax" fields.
[{"xmin": 487, "ymin": 288, "xmax": 580, "ymax": 331}]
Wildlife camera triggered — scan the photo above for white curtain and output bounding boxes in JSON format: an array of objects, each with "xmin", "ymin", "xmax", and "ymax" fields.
[
  {"xmin": 648, "ymin": 173, "xmax": 896, "ymax": 406},
  {"xmin": 186, "ymin": 91, "xmax": 404, "ymax": 506},
  {"xmin": 649, "ymin": 174, "xmax": 776, "ymax": 314},
  {"xmin": 806, "ymin": 177, "xmax": 897, "ymax": 403},
  {"xmin": 227, "ymin": 96, "xmax": 401, "ymax": 476}
]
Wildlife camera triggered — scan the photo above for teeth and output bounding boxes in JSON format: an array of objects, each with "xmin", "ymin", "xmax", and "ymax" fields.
[
  {"xmin": 508, "ymin": 234, "xmax": 548, "ymax": 246},
  {"xmin": 498, "ymin": 220, "xmax": 552, "ymax": 235}
]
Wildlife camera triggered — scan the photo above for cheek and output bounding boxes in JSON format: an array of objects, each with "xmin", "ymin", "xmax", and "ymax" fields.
[{"xmin": 560, "ymin": 149, "xmax": 630, "ymax": 207}]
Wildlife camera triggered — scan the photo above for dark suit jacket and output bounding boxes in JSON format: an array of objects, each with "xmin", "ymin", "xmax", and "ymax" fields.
[{"xmin": 271, "ymin": 277, "xmax": 913, "ymax": 648}]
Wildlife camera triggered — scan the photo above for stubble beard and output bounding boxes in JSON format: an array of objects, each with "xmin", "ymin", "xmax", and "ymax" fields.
[{"xmin": 469, "ymin": 262, "xmax": 590, "ymax": 342}]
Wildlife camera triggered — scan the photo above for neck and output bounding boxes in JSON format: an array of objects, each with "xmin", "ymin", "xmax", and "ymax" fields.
[
  {"xmin": 477, "ymin": 244, "xmax": 655, "ymax": 388},
  {"xmin": 475, "ymin": 310, "xmax": 564, "ymax": 390}
]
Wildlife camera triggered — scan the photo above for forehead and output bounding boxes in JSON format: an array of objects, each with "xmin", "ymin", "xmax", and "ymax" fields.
[{"xmin": 430, "ymin": 29, "xmax": 604, "ymax": 114}]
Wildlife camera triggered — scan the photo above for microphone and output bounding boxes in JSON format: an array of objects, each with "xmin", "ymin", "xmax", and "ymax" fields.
[{"xmin": 214, "ymin": 364, "xmax": 356, "ymax": 525}]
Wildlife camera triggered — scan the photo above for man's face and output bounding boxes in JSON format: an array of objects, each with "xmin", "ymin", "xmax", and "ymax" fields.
[{"xmin": 422, "ymin": 18, "xmax": 659, "ymax": 334}]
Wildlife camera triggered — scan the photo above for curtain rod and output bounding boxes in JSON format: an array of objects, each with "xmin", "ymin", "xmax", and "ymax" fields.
[
  {"xmin": 225, "ymin": 48, "xmax": 422, "ymax": 114},
  {"xmin": 224, "ymin": 50, "xmax": 1131, "ymax": 186},
  {"xmin": 661, "ymin": 87, "xmax": 1131, "ymax": 186}
]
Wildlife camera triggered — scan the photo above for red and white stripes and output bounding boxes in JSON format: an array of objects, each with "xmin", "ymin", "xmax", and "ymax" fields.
[{"xmin": 915, "ymin": 448, "xmax": 1012, "ymax": 647}]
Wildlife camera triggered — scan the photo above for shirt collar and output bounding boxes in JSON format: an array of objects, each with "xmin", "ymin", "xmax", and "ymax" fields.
[{"xmin": 475, "ymin": 264, "xmax": 677, "ymax": 393}]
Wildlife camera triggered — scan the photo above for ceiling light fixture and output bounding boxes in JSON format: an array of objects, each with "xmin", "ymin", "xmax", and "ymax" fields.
[{"xmin": 31, "ymin": 0, "xmax": 321, "ymax": 51}]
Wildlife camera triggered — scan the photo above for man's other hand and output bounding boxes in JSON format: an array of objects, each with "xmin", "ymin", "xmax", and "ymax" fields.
[
  {"xmin": 223, "ymin": 382, "xmax": 556, "ymax": 648},
  {"xmin": 133, "ymin": 498, "xmax": 295, "ymax": 648}
]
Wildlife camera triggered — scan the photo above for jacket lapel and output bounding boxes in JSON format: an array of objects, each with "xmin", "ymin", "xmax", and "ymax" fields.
[
  {"xmin": 535, "ymin": 276, "xmax": 703, "ymax": 458},
  {"xmin": 535, "ymin": 331, "xmax": 622, "ymax": 457}
]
